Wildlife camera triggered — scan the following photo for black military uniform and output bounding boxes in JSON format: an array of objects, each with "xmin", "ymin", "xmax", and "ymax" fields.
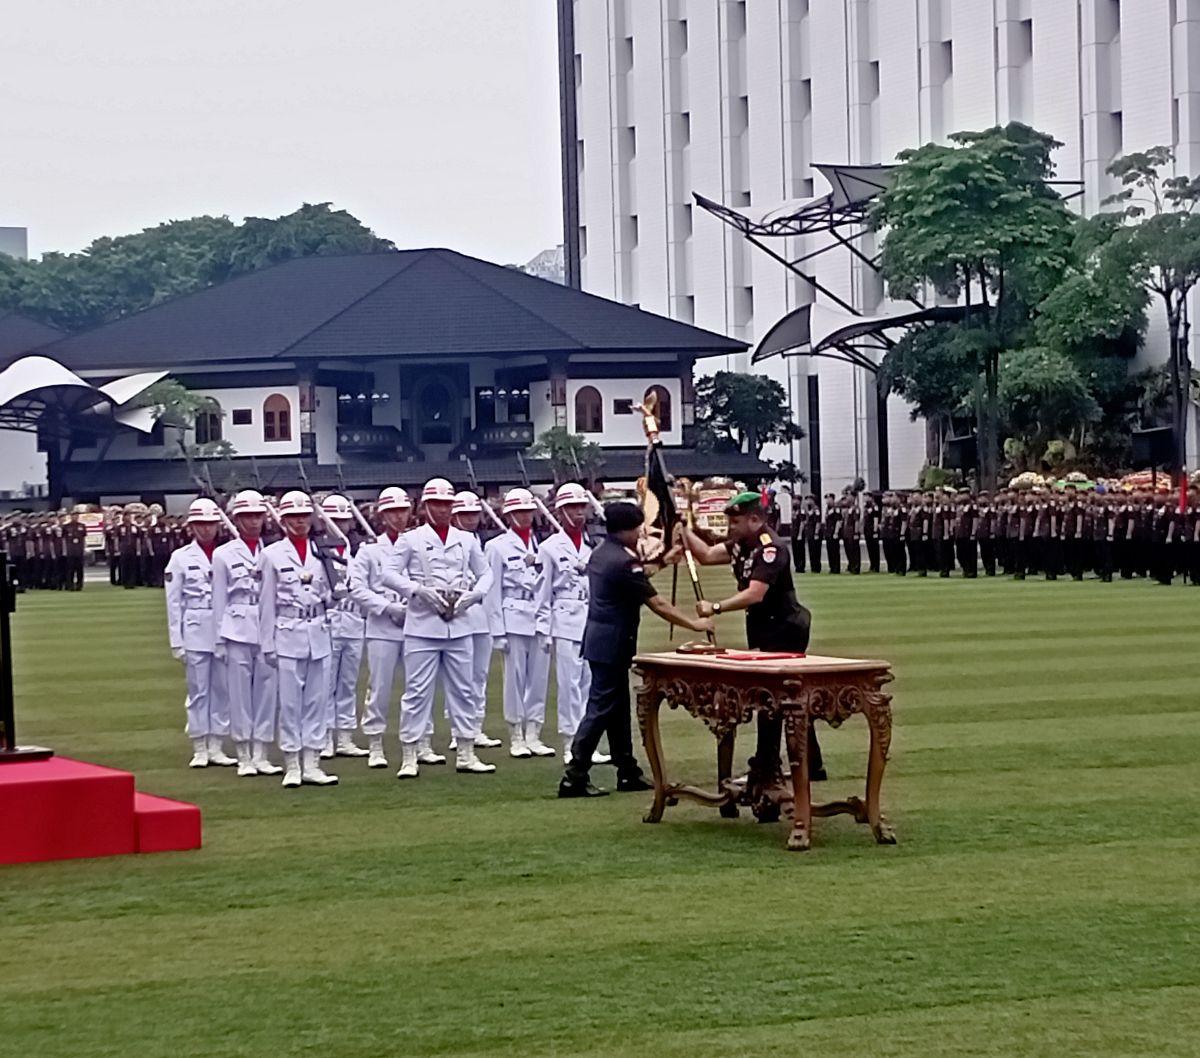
[
  {"xmin": 801, "ymin": 500, "xmax": 822, "ymax": 574},
  {"xmin": 562, "ymin": 533, "xmax": 657, "ymax": 791},
  {"xmin": 862, "ymin": 494, "xmax": 881, "ymax": 573},
  {"xmin": 822, "ymin": 495, "xmax": 842, "ymax": 574},
  {"xmin": 63, "ymin": 520, "xmax": 87, "ymax": 591},
  {"xmin": 976, "ymin": 494, "xmax": 996, "ymax": 576},
  {"xmin": 953, "ymin": 495, "xmax": 978, "ymax": 578},
  {"xmin": 726, "ymin": 520, "xmax": 825, "ymax": 786}
]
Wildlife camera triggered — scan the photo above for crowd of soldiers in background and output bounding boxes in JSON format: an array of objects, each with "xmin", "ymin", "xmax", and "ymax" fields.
[
  {"xmin": 0, "ymin": 510, "xmax": 93, "ymax": 591},
  {"xmin": 790, "ymin": 487, "xmax": 1200, "ymax": 585}
]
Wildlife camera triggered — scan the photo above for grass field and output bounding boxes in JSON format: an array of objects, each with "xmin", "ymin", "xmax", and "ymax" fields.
[{"xmin": 1, "ymin": 573, "xmax": 1198, "ymax": 1058}]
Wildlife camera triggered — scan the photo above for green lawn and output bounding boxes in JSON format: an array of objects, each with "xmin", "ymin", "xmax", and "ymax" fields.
[{"xmin": 2, "ymin": 573, "xmax": 1198, "ymax": 1058}]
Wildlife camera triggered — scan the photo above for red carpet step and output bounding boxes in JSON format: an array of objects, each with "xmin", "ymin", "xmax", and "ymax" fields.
[{"xmin": 0, "ymin": 757, "xmax": 201, "ymax": 866}]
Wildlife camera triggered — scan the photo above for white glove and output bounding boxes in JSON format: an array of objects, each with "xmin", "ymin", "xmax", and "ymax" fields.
[
  {"xmin": 414, "ymin": 586, "xmax": 450, "ymax": 617},
  {"xmin": 493, "ymin": 636, "xmax": 509, "ymax": 654},
  {"xmin": 539, "ymin": 635, "xmax": 552, "ymax": 654},
  {"xmin": 171, "ymin": 646, "xmax": 186, "ymax": 663},
  {"xmin": 385, "ymin": 602, "xmax": 407, "ymax": 625},
  {"xmin": 212, "ymin": 641, "xmax": 226, "ymax": 662},
  {"xmin": 452, "ymin": 590, "xmax": 483, "ymax": 617},
  {"xmin": 262, "ymin": 651, "xmax": 278, "ymax": 669}
]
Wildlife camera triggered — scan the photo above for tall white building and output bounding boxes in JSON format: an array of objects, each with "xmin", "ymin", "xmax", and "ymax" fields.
[{"xmin": 559, "ymin": 0, "xmax": 1200, "ymax": 493}]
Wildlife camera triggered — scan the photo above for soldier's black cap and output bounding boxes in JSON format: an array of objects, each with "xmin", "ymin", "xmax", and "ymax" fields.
[{"xmin": 605, "ymin": 502, "xmax": 644, "ymax": 532}]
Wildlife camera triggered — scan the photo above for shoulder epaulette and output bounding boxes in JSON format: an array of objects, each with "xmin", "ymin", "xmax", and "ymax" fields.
[{"xmin": 759, "ymin": 532, "xmax": 772, "ymax": 545}]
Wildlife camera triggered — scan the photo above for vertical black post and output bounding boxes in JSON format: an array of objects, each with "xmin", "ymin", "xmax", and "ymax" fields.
[
  {"xmin": 557, "ymin": 0, "xmax": 582, "ymax": 289},
  {"xmin": 807, "ymin": 375, "xmax": 822, "ymax": 500},
  {"xmin": 875, "ymin": 381, "xmax": 890, "ymax": 490},
  {"xmin": 0, "ymin": 550, "xmax": 52, "ymax": 763}
]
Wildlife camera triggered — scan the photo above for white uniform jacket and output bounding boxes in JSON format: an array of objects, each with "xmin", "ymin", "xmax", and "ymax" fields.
[
  {"xmin": 211, "ymin": 537, "xmax": 265, "ymax": 645},
  {"xmin": 538, "ymin": 531, "xmax": 592, "ymax": 643},
  {"xmin": 165, "ymin": 541, "xmax": 216, "ymax": 653},
  {"xmin": 349, "ymin": 533, "xmax": 408, "ymax": 641},
  {"xmin": 258, "ymin": 538, "xmax": 332, "ymax": 660},
  {"xmin": 485, "ymin": 530, "xmax": 550, "ymax": 638},
  {"xmin": 327, "ymin": 542, "xmax": 367, "ymax": 641},
  {"xmin": 384, "ymin": 524, "xmax": 493, "ymax": 641}
]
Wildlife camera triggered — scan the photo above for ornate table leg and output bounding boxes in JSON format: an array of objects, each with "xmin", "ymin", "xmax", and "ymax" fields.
[
  {"xmin": 783, "ymin": 709, "xmax": 811, "ymax": 852},
  {"xmin": 864, "ymin": 688, "xmax": 896, "ymax": 845},
  {"xmin": 716, "ymin": 730, "xmax": 739, "ymax": 819},
  {"xmin": 635, "ymin": 679, "xmax": 668, "ymax": 824}
]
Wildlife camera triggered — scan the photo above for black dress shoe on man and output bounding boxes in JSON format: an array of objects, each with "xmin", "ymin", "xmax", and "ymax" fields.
[
  {"xmin": 558, "ymin": 779, "xmax": 609, "ymax": 798},
  {"xmin": 615, "ymin": 774, "xmax": 654, "ymax": 793}
]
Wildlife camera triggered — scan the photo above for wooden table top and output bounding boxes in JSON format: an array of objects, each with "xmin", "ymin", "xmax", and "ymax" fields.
[{"xmin": 632, "ymin": 651, "xmax": 891, "ymax": 677}]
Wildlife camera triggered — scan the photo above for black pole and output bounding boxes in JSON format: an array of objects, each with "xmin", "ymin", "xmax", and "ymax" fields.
[
  {"xmin": 0, "ymin": 550, "xmax": 53, "ymax": 763},
  {"xmin": 557, "ymin": 0, "xmax": 582, "ymax": 290}
]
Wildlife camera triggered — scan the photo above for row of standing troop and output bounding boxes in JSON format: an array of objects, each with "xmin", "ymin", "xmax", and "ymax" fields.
[
  {"xmin": 165, "ymin": 478, "xmax": 609, "ymax": 787},
  {"xmin": 790, "ymin": 487, "xmax": 1200, "ymax": 583}
]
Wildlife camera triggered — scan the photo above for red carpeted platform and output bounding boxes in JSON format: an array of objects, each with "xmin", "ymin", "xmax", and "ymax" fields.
[
  {"xmin": 134, "ymin": 792, "xmax": 202, "ymax": 853},
  {"xmin": 0, "ymin": 757, "xmax": 201, "ymax": 866}
]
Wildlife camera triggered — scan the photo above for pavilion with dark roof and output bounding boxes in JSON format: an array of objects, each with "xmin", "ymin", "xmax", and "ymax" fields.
[{"xmin": 23, "ymin": 248, "xmax": 765, "ymax": 502}]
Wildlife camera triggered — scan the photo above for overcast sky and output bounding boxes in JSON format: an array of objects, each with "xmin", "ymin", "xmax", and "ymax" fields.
[{"xmin": 1, "ymin": 0, "xmax": 563, "ymax": 265}]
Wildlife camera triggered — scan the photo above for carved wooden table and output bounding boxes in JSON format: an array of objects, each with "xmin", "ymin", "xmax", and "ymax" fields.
[{"xmin": 632, "ymin": 651, "xmax": 896, "ymax": 852}]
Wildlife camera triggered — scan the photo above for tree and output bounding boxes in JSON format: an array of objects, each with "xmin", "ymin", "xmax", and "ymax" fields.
[
  {"xmin": 529, "ymin": 426, "xmax": 605, "ymax": 486},
  {"xmin": 998, "ymin": 347, "xmax": 1099, "ymax": 469},
  {"xmin": 133, "ymin": 379, "xmax": 235, "ymax": 490},
  {"xmin": 693, "ymin": 371, "xmax": 804, "ymax": 459},
  {"xmin": 0, "ymin": 204, "xmax": 393, "ymax": 332},
  {"xmin": 875, "ymin": 122, "xmax": 1075, "ymax": 487},
  {"xmin": 1100, "ymin": 146, "xmax": 1200, "ymax": 479}
]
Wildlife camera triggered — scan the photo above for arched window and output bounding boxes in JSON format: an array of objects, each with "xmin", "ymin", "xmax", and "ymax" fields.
[
  {"xmin": 575, "ymin": 386, "xmax": 603, "ymax": 433},
  {"xmin": 263, "ymin": 394, "xmax": 292, "ymax": 442},
  {"xmin": 645, "ymin": 385, "xmax": 672, "ymax": 432},
  {"xmin": 194, "ymin": 407, "xmax": 222, "ymax": 445}
]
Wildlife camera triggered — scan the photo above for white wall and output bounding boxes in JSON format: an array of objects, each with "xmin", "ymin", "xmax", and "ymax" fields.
[
  {"xmin": 314, "ymin": 385, "xmax": 338, "ymax": 464},
  {"xmin": 0, "ymin": 430, "xmax": 46, "ymax": 498},
  {"xmin": 567, "ymin": 377, "xmax": 682, "ymax": 447},
  {"xmin": 573, "ymin": 0, "xmax": 1200, "ymax": 486}
]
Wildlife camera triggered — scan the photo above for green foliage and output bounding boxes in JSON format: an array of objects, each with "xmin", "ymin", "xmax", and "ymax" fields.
[
  {"xmin": 880, "ymin": 323, "xmax": 978, "ymax": 424},
  {"xmin": 0, "ymin": 203, "xmax": 393, "ymax": 332},
  {"xmin": 529, "ymin": 426, "xmax": 605, "ymax": 486},
  {"xmin": 693, "ymin": 371, "xmax": 803, "ymax": 458},
  {"xmin": 999, "ymin": 347, "xmax": 1100, "ymax": 462},
  {"xmin": 133, "ymin": 378, "xmax": 219, "ymax": 426},
  {"xmin": 917, "ymin": 464, "xmax": 963, "ymax": 491}
]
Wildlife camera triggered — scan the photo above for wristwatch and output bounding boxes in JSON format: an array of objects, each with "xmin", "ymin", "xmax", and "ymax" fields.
[{"xmin": 712, "ymin": 601, "xmax": 722, "ymax": 614}]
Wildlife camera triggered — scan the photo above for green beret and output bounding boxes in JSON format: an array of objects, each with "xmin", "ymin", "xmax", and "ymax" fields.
[{"xmin": 724, "ymin": 491, "xmax": 764, "ymax": 514}]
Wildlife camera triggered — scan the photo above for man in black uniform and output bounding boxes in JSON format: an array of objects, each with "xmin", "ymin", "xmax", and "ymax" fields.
[
  {"xmin": 558, "ymin": 503, "xmax": 714, "ymax": 798},
  {"xmin": 62, "ymin": 512, "xmax": 88, "ymax": 591},
  {"xmin": 862, "ymin": 492, "xmax": 881, "ymax": 573},
  {"xmin": 822, "ymin": 493, "xmax": 842, "ymax": 574},
  {"xmin": 681, "ymin": 491, "xmax": 827, "ymax": 803}
]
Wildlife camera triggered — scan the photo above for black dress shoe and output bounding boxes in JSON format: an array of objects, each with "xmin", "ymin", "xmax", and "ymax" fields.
[
  {"xmin": 558, "ymin": 779, "xmax": 609, "ymax": 798},
  {"xmin": 809, "ymin": 767, "xmax": 828, "ymax": 782},
  {"xmin": 615, "ymin": 774, "xmax": 654, "ymax": 793}
]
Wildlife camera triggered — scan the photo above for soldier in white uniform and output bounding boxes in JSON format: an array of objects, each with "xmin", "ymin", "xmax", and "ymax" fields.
[
  {"xmin": 384, "ymin": 478, "xmax": 496, "ymax": 777},
  {"xmin": 211, "ymin": 489, "xmax": 280, "ymax": 777},
  {"xmin": 450, "ymin": 490, "xmax": 503, "ymax": 750},
  {"xmin": 165, "ymin": 498, "xmax": 235, "ymax": 769},
  {"xmin": 258, "ymin": 491, "xmax": 339, "ymax": 788},
  {"xmin": 319, "ymin": 495, "xmax": 369, "ymax": 760},
  {"xmin": 538, "ymin": 483, "xmax": 608, "ymax": 765},
  {"xmin": 485, "ymin": 488, "xmax": 553, "ymax": 759},
  {"xmin": 349, "ymin": 486, "xmax": 417, "ymax": 769}
]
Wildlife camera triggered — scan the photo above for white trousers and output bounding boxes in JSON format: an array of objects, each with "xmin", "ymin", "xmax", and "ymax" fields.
[
  {"xmin": 471, "ymin": 632, "xmax": 492, "ymax": 730},
  {"xmin": 553, "ymin": 637, "xmax": 590, "ymax": 739},
  {"xmin": 502, "ymin": 633, "xmax": 550, "ymax": 726},
  {"xmin": 400, "ymin": 637, "xmax": 476, "ymax": 744},
  {"xmin": 224, "ymin": 641, "xmax": 278, "ymax": 744},
  {"xmin": 184, "ymin": 651, "xmax": 228, "ymax": 738},
  {"xmin": 328, "ymin": 636, "xmax": 365, "ymax": 732},
  {"xmin": 361, "ymin": 638, "xmax": 404, "ymax": 737},
  {"xmin": 277, "ymin": 655, "xmax": 330, "ymax": 753}
]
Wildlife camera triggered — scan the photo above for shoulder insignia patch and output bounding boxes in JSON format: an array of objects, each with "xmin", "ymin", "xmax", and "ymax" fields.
[
  {"xmin": 163, "ymin": 571, "xmax": 173, "ymax": 582},
  {"xmin": 759, "ymin": 532, "xmax": 773, "ymax": 545},
  {"xmin": 762, "ymin": 546, "xmax": 777, "ymax": 562},
  {"xmin": 630, "ymin": 565, "xmax": 644, "ymax": 573}
]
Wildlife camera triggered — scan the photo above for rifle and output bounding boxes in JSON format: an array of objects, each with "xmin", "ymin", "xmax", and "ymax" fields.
[
  {"xmin": 466, "ymin": 457, "xmax": 507, "ymax": 532},
  {"xmin": 201, "ymin": 462, "xmax": 239, "ymax": 537},
  {"xmin": 568, "ymin": 447, "xmax": 607, "ymax": 520},
  {"xmin": 516, "ymin": 450, "xmax": 563, "ymax": 533},
  {"xmin": 336, "ymin": 463, "xmax": 378, "ymax": 543},
  {"xmin": 294, "ymin": 459, "xmax": 349, "ymax": 590},
  {"xmin": 295, "ymin": 458, "xmax": 350, "ymax": 550}
]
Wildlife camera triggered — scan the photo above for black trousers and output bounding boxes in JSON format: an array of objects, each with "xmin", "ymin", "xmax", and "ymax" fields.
[
  {"xmin": 1064, "ymin": 537, "xmax": 1085, "ymax": 580},
  {"xmin": 108, "ymin": 552, "xmax": 120, "ymax": 585},
  {"xmin": 907, "ymin": 538, "xmax": 926, "ymax": 575},
  {"xmin": 938, "ymin": 538, "xmax": 954, "ymax": 577},
  {"xmin": 67, "ymin": 556, "xmax": 84, "ymax": 591},
  {"xmin": 1009, "ymin": 538, "xmax": 1026, "ymax": 578},
  {"xmin": 566, "ymin": 660, "xmax": 644, "ymax": 785},
  {"xmin": 806, "ymin": 540, "xmax": 822, "ymax": 574},
  {"xmin": 825, "ymin": 539, "xmax": 841, "ymax": 574},
  {"xmin": 843, "ymin": 538, "xmax": 861, "ymax": 574},
  {"xmin": 955, "ymin": 538, "xmax": 978, "ymax": 578},
  {"xmin": 979, "ymin": 538, "xmax": 996, "ymax": 576},
  {"xmin": 792, "ymin": 536, "xmax": 806, "ymax": 573},
  {"xmin": 883, "ymin": 537, "xmax": 906, "ymax": 574},
  {"xmin": 1094, "ymin": 538, "xmax": 1114, "ymax": 581},
  {"xmin": 120, "ymin": 553, "xmax": 139, "ymax": 588},
  {"xmin": 865, "ymin": 536, "xmax": 880, "ymax": 573},
  {"xmin": 1041, "ymin": 537, "xmax": 1062, "ymax": 579}
]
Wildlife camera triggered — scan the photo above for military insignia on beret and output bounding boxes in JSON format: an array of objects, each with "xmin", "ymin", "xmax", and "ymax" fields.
[
  {"xmin": 759, "ymin": 532, "xmax": 772, "ymax": 545},
  {"xmin": 762, "ymin": 546, "xmax": 777, "ymax": 562}
]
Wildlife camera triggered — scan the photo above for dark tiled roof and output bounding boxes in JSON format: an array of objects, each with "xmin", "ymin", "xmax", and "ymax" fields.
[
  {"xmin": 59, "ymin": 451, "xmax": 774, "ymax": 497},
  {"xmin": 0, "ymin": 313, "xmax": 64, "ymax": 360},
  {"xmin": 36, "ymin": 249, "xmax": 746, "ymax": 371}
]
